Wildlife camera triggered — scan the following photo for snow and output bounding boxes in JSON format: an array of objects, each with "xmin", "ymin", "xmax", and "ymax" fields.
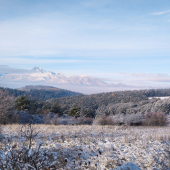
[
  {"xmin": 29, "ymin": 67, "xmax": 46, "ymax": 73},
  {"xmin": 115, "ymin": 162, "xmax": 141, "ymax": 170},
  {"xmin": 149, "ymin": 96, "xmax": 170, "ymax": 100},
  {"xmin": 1, "ymin": 67, "xmax": 108, "ymax": 86},
  {"xmin": 0, "ymin": 125, "xmax": 170, "ymax": 169},
  {"xmin": 79, "ymin": 74, "xmax": 88, "ymax": 78}
]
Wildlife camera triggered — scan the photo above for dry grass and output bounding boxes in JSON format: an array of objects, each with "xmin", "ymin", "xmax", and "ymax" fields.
[{"xmin": 1, "ymin": 125, "xmax": 170, "ymax": 169}]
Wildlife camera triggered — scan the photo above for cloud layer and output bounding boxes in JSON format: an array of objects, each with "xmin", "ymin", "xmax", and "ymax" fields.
[{"xmin": 0, "ymin": 0, "xmax": 170, "ymax": 92}]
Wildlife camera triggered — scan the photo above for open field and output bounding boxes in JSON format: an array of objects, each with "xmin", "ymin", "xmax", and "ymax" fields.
[{"xmin": 0, "ymin": 125, "xmax": 170, "ymax": 170}]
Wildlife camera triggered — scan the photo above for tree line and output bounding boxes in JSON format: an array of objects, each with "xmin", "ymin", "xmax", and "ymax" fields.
[{"xmin": 1, "ymin": 87, "xmax": 170, "ymax": 124}]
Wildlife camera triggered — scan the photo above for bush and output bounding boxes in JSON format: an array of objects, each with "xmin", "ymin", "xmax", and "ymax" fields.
[
  {"xmin": 50, "ymin": 102, "xmax": 62, "ymax": 115},
  {"xmin": 43, "ymin": 113, "xmax": 58, "ymax": 125},
  {"xmin": 18, "ymin": 111, "xmax": 44, "ymax": 124},
  {"xmin": 70, "ymin": 117, "xmax": 93, "ymax": 125},
  {"xmin": 53, "ymin": 117, "xmax": 94, "ymax": 125},
  {"xmin": 142, "ymin": 112, "xmax": 168, "ymax": 126},
  {"xmin": 125, "ymin": 113, "xmax": 144, "ymax": 126},
  {"xmin": 81, "ymin": 117, "xmax": 93, "ymax": 125},
  {"xmin": 112, "ymin": 113, "xmax": 144, "ymax": 126},
  {"xmin": 0, "ymin": 91, "xmax": 20, "ymax": 124},
  {"xmin": 93, "ymin": 115, "xmax": 115, "ymax": 125},
  {"xmin": 50, "ymin": 114, "xmax": 58, "ymax": 125},
  {"xmin": 57, "ymin": 117, "xmax": 70, "ymax": 125}
]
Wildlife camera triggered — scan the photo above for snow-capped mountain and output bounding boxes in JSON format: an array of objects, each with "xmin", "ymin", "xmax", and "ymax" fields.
[
  {"xmin": 69, "ymin": 75, "xmax": 107, "ymax": 86},
  {"xmin": 0, "ymin": 67, "xmax": 109, "ymax": 86},
  {"xmin": 29, "ymin": 67, "xmax": 46, "ymax": 73}
]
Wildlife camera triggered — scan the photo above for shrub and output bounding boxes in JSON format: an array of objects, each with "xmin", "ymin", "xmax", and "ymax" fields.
[
  {"xmin": 81, "ymin": 108, "xmax": 95, "ymax": 118},
  {"xmin": 50, "ymin": 114, "xmax": 58, "ymax": 125},
  {"xmin": 82, "ymin": 117, "xmax": 93, "ymax": 125},
  {"xmin": 142, "ymin": 112, "xmax": 168, "ymax": 126},
  {"xmin": 57, "ymin": 117, "xmax": 70, "ymax": 125},
  {"xmin": 50, "ymin": 102, "xmax": 62, "ymax": 115},
  {"xmin": 54, "ymin": 117, "xmax": 94, "ymax": 125},
  {"xmin": 70, "ymin": 117, "xmax": 93, "ymax": 125},
  {"xmin": 43, "ymin": 113, "xmax": 58, "ymax": 125},
  {"xmin": 124, "ymin": 113, "xmax": 144, "ymax": 126},
  {"xmin": 93, "ymin": 115, "xmax": 115, "ymax": 125},
  {"xmin": 0, "ymin": 91, "xmax": 20, "ymax": 124},
  {"xmin": 110, "ymin": 113, "xmax": 144, "ymax": 126}
]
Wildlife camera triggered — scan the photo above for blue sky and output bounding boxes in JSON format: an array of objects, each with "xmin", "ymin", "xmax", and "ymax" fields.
[{"xmin": 1, "ymin": 0, "xmax": 170, "ymax": 89}]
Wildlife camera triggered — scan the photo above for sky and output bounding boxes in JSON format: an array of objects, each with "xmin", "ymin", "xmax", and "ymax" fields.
[{"xmin": 0, "ymin": 0, "xmax": 170, "ymax": 91}]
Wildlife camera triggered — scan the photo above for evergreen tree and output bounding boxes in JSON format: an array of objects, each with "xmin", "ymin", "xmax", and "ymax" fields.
[
  {"xmin": 29, "ymin": 99, "xmax": 38, "ymax": 114},
  {"xmin": 14, "ymin": 95, "xmax": 30, "ymax": 111},
  {"xmin": 69, "ymin": 103, "xmax": 80, "ymax": 118},
  {"xmin": 50, "ymin": 102, "xmax": 62, "ymax": 116}
]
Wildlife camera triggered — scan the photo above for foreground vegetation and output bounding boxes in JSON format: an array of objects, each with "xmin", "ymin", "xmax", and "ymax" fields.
[
  {"xmin": 0, "ymin": 125, "xmax": 170, "ymax": 169},
  {"xmin": 1, "ymin": 87, "xmax": 170, "ymax": 169}
]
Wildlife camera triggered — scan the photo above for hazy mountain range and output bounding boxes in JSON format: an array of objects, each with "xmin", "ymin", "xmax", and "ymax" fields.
[{"xmin": 0, "ymin": 67, "xmax": 132, "ymax": 87}]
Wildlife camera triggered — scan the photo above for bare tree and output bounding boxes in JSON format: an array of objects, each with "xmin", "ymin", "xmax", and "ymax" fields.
[{"xmin": 21, "ymin": 124, "xmax": 40, "ymax": 149}]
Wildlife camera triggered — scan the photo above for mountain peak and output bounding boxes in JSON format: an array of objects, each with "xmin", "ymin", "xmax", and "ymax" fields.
[
  {"xmin": 56, "ymin": 72, "xmax": 64, "ymax": 77},
  {"xmin": 48, "ymin": 71, "xmax": 56, "ymax": 75},
  {"xmin": 3, "ymin": 66, "xmax": 111, "ymax": 87},
  {"xmin": 79, "ymin": 74, "xmax": 88, "ymax": 78},
  {"xmin": 29, "ymin": 67, "xmax": 46, "ymax": 73}
]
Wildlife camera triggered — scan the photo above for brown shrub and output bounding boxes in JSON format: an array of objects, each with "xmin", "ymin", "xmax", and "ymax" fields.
[
  {"xmin": 142, "ymin": 112, "xmax": 168, "ymax": 126},
  {"xmin": 70, "ymin": 117, "xmax": 93, "ymax": 125},
  {"xmin": 94, "ymin": 115, "xmax": 115, "ymax": 125},
  {"xmin": 43, "ymin": 114, "xmax": 58, "ymax": 125},
  {"xmin": 50, "ymin": 114, "xmax": 58, "ymax": 125}
]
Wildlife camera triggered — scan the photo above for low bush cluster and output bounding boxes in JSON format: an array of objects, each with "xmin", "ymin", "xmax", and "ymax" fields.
[
  {"xmin": 143, "ymin": 112, "xmax": 168, "ymax": 126},
  {"xmin": 93, "ymin": 115, "xmax": 115, "ymax": 125},
  {"xmin": 43, "ymin": 113, "xmax": 93, "ymax": 125},
  {"xmin": 69, "ymin": 117, "xmax": 93, "ymax": 125},
  {"xmin": 94, "ymin": 112, "xmax": 168, "ymax": 126}
]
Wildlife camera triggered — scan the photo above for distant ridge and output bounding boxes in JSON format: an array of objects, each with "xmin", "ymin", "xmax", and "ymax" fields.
[
  {"xmin": 1, "ymin": 85, "xmax": 83, "ymax": 101},
  {"xmin": 19, "ymin": 85, "xmax": 60, "ymax": 91}
]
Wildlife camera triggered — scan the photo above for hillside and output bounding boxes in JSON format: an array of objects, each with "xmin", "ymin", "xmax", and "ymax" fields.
[
  {"xmin": 49, "ymin": 88, "xmax": 170, "ymax": 110},
  {"xmin": 2, "ymin": 86, "xmax": 170, "ymax": 118},
  {"xmin": 0, "ymin": 85, "xmax": 82, "ymax": 101},
  {"xmin": 18, "ymin": 85, "xmax": 60, "ymax": 91}
]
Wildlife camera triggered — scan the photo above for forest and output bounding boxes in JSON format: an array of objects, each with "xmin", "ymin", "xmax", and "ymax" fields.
[
  {"xmin": 0, "ymin": 86, "xmax": 81, "ymax": 101},
  {"xmin": 1, "ymin": 86, "xmax": 170, "ymax": 125}
]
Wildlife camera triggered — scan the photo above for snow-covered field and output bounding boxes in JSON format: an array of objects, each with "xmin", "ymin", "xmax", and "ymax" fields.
[
  {"xmin": 0, "ymin": 125, "xmax": 170, "ymax": 170},
  {"xmin": 148, "ymin": 96, "xmax": 170, "ymax": 100}
]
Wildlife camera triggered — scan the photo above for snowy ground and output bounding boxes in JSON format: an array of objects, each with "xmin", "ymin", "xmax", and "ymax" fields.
[
  {"xmin": 0, "ymin": 125, "xmax": 170, "ymax": 170},
  {"xmin": 148, "ymin": 96, "xmax": 170, "ymax": 100}
]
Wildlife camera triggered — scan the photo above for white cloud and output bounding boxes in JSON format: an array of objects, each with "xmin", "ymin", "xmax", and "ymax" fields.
[
  {"xmin": 0, "ymin": 10, "xmax": 169, "ymax": 57},
  {"xmin": 121, "ymin": 73, "xmax": 170, "ymax": 83},
  {"xmin": 0, "ymin": 65, "xmax": 30, "ymax": 74},
  {"xmin": 150, "ymin": 10, "xmax": 170, "ymax": 15},
  {"xmin": 0, "ymin": 58, "xmax": 88, "ymax": 65}
]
